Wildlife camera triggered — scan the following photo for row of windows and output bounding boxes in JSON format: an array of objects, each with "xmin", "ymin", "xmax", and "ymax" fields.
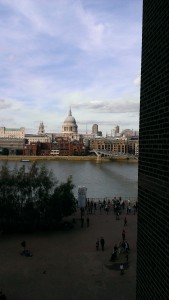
[{"xmin": 63, "ymin": 127, "xmax": 77, "ymax": 131}]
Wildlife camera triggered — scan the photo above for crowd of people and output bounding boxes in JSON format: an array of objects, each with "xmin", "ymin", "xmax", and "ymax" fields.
[
  {"xmin": 84, "ymin": 197, "xmax": 138, "ymax": 217},
  {"xmin": 78, "ymin": 196, "xmax": 137, "ymax": 275}
]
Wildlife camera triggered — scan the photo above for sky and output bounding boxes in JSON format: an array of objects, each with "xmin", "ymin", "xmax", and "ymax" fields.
[{"xmin": 0, "ymin": 0, "xmax": 143, "ymax": 136}]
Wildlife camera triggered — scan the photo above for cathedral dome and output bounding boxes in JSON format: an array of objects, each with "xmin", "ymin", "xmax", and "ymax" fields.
[
  {"xmin": 64, "ymin": 114, "xmax": 76, "ymax": 124},
  {"xmin": 62, "ymin": 108, "xmax": 78, "ymax": 135}
]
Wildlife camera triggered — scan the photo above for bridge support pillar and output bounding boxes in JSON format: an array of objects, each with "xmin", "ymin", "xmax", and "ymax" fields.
[{"xmin": 96, "ymin": 155, "xmax": 102, "ymax": 162}]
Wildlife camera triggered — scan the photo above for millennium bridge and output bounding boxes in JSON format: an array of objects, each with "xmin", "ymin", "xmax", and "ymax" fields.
[{"xmin": 90, "ymin": 149, "xmax": 138, "ymax": 160}]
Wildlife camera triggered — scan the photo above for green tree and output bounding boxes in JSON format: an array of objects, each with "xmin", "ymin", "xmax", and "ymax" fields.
[
  {"xmin": 0, "ymin": 162, "xmax": 76, "ymax": 232},
  {"xmin": 48, "ymin": 176, "xmax": 76, "ymax": 224},
  {"xmin": 59, "ymin": 176, "xmax": 76, "ymax": 217},
  {"xmin": 0, "ymin": 163, "xmax": 17, "ymax": 227},
  {"xmin": 33, "ymin": 163, "xmax": 55, "ymax": 214}
]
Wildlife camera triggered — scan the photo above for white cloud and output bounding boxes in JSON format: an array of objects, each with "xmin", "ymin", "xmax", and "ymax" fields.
[
  {"xmin": 134, "ymin": 74, "xmax": 141, "ymax": 86},
  {"xmin": 0, "ymin": 0, "xmax": 142, "ymax": 135}
]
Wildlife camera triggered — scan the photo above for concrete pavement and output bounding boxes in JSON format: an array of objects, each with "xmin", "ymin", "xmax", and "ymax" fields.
[{"xmin": 0, "ymin": 206, "xmax": 137, "ymax": 300}]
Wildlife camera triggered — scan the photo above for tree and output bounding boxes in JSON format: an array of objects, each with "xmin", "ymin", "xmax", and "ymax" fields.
[
  {"xmin": 59, "ymin": 176, "xmax": 76, "ymax": 217},
  {"xmin": 0, "ymin": 162, "xmax": 76, "ymax": 232},
  {"xmin": 48, "ymin": 176, "xmax": 76, "ymax": 225},
  {"xmin": 0, "ymin": 163, "xmax": 18, "ymax": 228}
]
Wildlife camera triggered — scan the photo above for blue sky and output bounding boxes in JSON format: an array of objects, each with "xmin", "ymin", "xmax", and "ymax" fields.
[{"xmin": 0, "ymin": 0, "xmax": 142, "ymax": 135}]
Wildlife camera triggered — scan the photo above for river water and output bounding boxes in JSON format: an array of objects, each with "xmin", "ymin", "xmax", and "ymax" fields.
[{"xmin": 0, "ymin": 160, "xmax": 138, "ymax": 200}]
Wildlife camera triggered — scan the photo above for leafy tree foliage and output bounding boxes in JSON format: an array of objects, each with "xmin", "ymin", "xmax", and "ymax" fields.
[
  {"xmin": 0, "ymin": 162, "xmax": 76, "ymax": 232},
  {"xmin": 49, "ymin": 176, "xmax": 76, "ymax": 222}
]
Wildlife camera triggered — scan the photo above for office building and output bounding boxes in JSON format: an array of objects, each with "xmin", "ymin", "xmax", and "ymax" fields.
[
  {"xmin": 137, "ymin": 1, "xmax": 169, "ymax": 299},
  {"xmin": 111, "ymin": 125, "xmax": 120, "ymax": 137},
  {"xmin": 92, "ymin": 124, "xmax": 98, "ymax": 135}
]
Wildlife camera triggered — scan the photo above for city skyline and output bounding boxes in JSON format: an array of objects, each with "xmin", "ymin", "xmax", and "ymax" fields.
[{"xmin": 0, "ymin": 0, "xmax": 142, "ymax": 135}]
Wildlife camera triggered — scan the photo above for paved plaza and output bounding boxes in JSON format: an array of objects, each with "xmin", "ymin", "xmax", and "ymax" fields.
[{"xmin": 0, "ymin": 206, "xmax": 137, "ymax": 300}]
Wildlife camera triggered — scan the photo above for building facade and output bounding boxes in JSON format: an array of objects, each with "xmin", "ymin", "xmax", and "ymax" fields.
[
  {"xmin": 127, "ymin": 137, "xmax": 139, "ymax": 156},
  {"xmin": 25, "ymin": 122, "xmax": 51, "ymax": 144},
  {"xmin": 90, "ymin": 138, "xmax": 112, "ymax": 152},
  {"xmin": 0, "ymin": 138, "xmax": 25, "ymax": 155},
  {"xmin": 53, "ymin": 137, "xmax": 86, "ymax": 156},
  {"xmin": 23, "ymin": 142, "xmax": 51, "ymax": 156},
  {"xmin": 25, "ymin": 134, "xmax": 51, "ymax": 144},
  {"xmin": 137, "ymin": 1, "xmax": 169, "ymax": 299},
  {"xmin": 0, "ymin": 127, "xmax": 25, "ymax": 139},
  {"xmin": 89, "ymin": 137, "xmax": 134, "ymax": 154}
]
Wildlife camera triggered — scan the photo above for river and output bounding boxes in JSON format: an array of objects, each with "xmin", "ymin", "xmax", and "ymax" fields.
[{"xmin": 0, "ymin": 160, "xmax": 138, "ymax": 200}]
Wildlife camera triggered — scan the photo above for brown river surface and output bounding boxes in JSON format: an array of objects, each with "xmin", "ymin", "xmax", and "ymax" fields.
[{"xmin": 0, "ymin": 160, "xmax": 138, "ymax": 199}]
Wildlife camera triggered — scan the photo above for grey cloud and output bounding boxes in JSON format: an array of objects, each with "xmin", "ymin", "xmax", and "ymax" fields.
[
  {"xmin": 73, "ymin": 100, "xmax": 139, "ymax": 114},
  {"xmin": 78, "ymin": 115, "xmax": 139, "ymax": 129},
  {"xmin": 78, "ymin": 118, "xmax": 138, "ymax": 127},
  {"xmin": 0, "ymin": 99, "xmax": 12, "ymax": 109}
]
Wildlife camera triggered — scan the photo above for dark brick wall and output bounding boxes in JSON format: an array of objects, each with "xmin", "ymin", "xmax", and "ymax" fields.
[{"xmin": 137, "ymin": 1, "xmax": 169, "ymax": 299}]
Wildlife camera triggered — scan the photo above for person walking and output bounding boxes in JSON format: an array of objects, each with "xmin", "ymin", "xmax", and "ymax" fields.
[
  {"xmin": 124, "ymin": 217, "xmax": 127, "ymax": 226},
  {"xmin": 125, "ymin": 241, "xmax": 129, "ymax": 253},
  {"xmin": 21, "ymin": 240, "xmax": 26, "ymax": 255},
  {"xmin": 116, "ymin": 211, "xmax": 120, "ymax": 220},
  {"xmin": 87, "ymin": 217, "xmax": 90, "ymax": 227},
  {"xmin": 99, "ymin": 203, "xmax": 102, "ymax": 214},
  {"xmin": 100, "ymin": 237, "xmax": 105, "ymax": 251},
  {"xmin": 126, "ymin": 254, "xmax": 129, "ymax": 263},
  {"xmin": 96, "ymin": 239, "xmax": 99, "ymax": 251},
  {"xmin": 120, "ymin": 263, "xmax": 124, "ymax": 275},
  {"xmin": 81, "ymin": 217, "xmax": 84, "ymax": 228},
  {"xmin": 122, "ymin": 229, "xmax": 125, "ymax": 241}
]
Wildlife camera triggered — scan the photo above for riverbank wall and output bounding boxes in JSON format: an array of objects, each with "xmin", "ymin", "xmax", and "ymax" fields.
[
  {"xmin": 0, "ymin": 155, "xmax": 98, "ymax": 161},
  {"xmin": 0, "ymin": 155, "xmax": 138, "ymax": 162}
]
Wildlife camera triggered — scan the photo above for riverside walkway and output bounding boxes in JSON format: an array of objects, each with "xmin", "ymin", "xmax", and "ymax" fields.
[{"xmin": 0, "ymin": 204, "xmax": 137, "ymax": 300}]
